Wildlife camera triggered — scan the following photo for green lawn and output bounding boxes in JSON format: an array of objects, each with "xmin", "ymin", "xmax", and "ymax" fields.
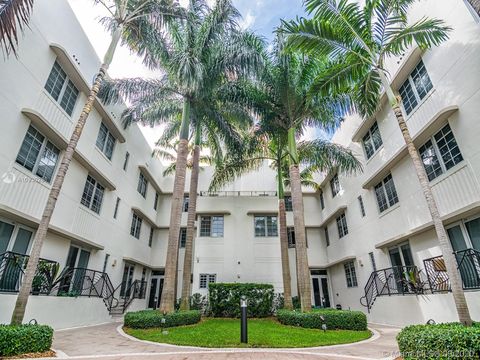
[{"xmin": 124, "ymin": 318, "xmax": 371, "ymax": 348}]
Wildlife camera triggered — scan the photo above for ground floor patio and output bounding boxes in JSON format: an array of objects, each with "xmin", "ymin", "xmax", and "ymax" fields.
[{"xmin": 48, "ymin": 322, "xmax": 400, "ymax": 360}]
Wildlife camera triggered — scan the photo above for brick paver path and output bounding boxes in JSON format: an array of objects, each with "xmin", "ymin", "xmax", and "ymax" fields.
[{"xmin": 50, "ymin": 322, "xmax": 400, "ymax": 360}]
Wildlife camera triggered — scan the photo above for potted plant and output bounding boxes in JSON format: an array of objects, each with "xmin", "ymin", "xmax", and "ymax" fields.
[{"xmin": 31, "ymin": 274, "xmax": 43, "ymax": 295}]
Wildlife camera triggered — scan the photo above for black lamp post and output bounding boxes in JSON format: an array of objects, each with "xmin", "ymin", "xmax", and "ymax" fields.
[{"xmin": 240, "ymin": 295, "xmax": 248, "ymax": 343}]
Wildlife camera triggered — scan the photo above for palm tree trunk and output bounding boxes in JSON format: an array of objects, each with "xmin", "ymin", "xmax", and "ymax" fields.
[
  {"xmin": 379, "ymin": 73, "xmax": 472, "ymax": 326},
  {"xmin": 278, "ymin": 198, "xmax": 293, "ymax": 310},
  {"xmin": 466, "ymin": 0, "xmax": 480, "ymax": 16},
  {"xmin": 287, "ymin": 128, "xmax": 312, "ymax": 312},
  {"xmin": 10, "ymin": 27, "xmax": 122, "ymax": 325},
  {"xmin": 159, "ymin": 99, "xmax": 191, "ymax": 314},
  {"xmin": 179, "ymin": 134, "xmax": 200, "ymax": 310}
]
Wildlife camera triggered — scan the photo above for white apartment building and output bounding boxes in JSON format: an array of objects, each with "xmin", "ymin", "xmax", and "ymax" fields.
[{"xmin": 0, "ymin": 0, "xmax": 479, "ymax": 329}]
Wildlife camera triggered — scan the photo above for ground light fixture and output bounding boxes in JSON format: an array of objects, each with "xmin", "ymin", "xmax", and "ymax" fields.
[{"xmin": 240, "ymin": 295, "xmax": 248, "ymax": 343}]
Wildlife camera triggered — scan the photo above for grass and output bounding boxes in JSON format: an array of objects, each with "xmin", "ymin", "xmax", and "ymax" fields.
[{"xmin": 124, "ymin": 318, "xmax": 372, "ymax": 348}]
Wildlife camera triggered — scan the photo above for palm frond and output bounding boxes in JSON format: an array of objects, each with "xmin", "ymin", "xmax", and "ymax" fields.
[{"xmin": 0, "ymin": 0, "xmax": 34, "ymax": 56}]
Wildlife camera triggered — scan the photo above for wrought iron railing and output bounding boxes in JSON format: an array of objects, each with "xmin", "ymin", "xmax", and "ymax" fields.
[
  {"xmin": 423, "ymin": 255, "xmax": 450, "ymax": 293},
  {"xmin": 120, "ymin": 279, "xmax": 147, "ymax": 313},
  {"xmin": 0, "ymin": 251, "xmax": 59, "ymax": 294},
  {"xmin": 199, "ymin": 191, "xmax": 277, "ymax": 197},
  {"xmin": 360, "ymin": 266, "xmax": 422, "ymax": 312},
  {"xmin": 456, "ymin": 248, "xmax": 480, "ymax": 289}
]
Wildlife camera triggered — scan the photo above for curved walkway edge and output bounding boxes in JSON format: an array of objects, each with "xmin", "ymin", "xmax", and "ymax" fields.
[{"xmin": 51, "ymin": 321, "xmax": 401, "ymax": 360}]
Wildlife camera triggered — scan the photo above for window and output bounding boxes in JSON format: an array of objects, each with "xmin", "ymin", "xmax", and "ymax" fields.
[
  {"xmin": 96, "ymin": 123, "xmax": 116, "ymax": 160},
  {"xmin": 362, "ymin": 122, "xmax": 383, "ymax": 159},
  {"xmin": 200, "ymin": 216, "xmax": 224, "ymax": 237},
  {"xmin": 358, "ymin": 195, "xmax": 366, "ymax": 217},
  {"xmin": 330, "ymin": 174, "xmax": 341, "ymax": 198},
  {"xmin": 0, "ymin": 220, "xmax": 33, "ymax": 255},
  {"xmin": 336, "ymin": 213, "xmax": 348, "ymax": 238},
  {"xmin": 179, "ymin": 228, "xmax": 187, "ymax": 248},
  {"xmin": 369, "ymin": 252, "xmax": 377, "ymax": 272},
  {"xmin": 399, "ymin": 60, "xmax": 433, "ymax": 115},
  {"xmin": 154, "ymin": 192, "xmax": 159, "ymax": 210},
  {"xmin": 44, "ymin": 61, "xmax": 79, "ymax": 116},
  {"xmin": 16, "ymin": 126, "xmax": 60, "ymax": 183},
  {"xmin": 284, "ymin": 196, "xmax": 293, "ymax": 211},
  {"xmin": 254, "ymin": 216, "xmax": 278, "ymax": 237},
  {"xmin": 183, "ymin": 196, "xmax": 189, "ymax": 212},
  {"xmin": 419, "ymin": 124, "xmax": 464, "ymax": 181},
  {"xmin": 199, "ymin": 274, "xmax": 216, "ymax": 289},
  {"xmin": 130, "ymin": 213, "xmax": 142, "ymax": 239},
  {"xmin": 123, "ymin": 152, "xmax": 130, "ymax": 171},
  {"xmin": 148, "ymin": 227, "xmax": 154, "ymax": 247},
  {"xmin": 80, "ymin": 175, "xmax": 105, "ymax": 214},
  {"xmin": 113, "ymin": 197, "xmax": 120, "ymax": 219},
  {"xmin": 137, "ymin": 172, "xmax": 148, "ymax": 198},
  {"xmin": 287, "ymin": 227, "xmax": 295, "ymax": 248},
  {"xmin": 374, "ymin": 174, "xmax": 399, "ymax": 213},
  {"xmin": 324, "ymin": 227, "xmax": 330, "ymax": 246},
  {"xmin": 344, "ymin": 260, "xmax": 358, "ymax": 287},
  {"xmin": 320, "ymin": 191, "xmax": 325, "ymax": 210}
]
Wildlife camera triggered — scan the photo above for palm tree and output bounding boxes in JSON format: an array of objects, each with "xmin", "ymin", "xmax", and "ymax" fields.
[
  {"xmin": 283, "ymin": 0, "xmax": 472, "ymax": 326},
  {"xmin": 99, "ymin": 0, "xmax": 263, "ymax": 313},
  {"xmin": 10, "ymin": 0, "xmax": 183, "ymax": 325},
  {"xmin": 216, "ymin": 43, "xmax": 361, "ymax": 311},
  {"xmin": 0, "ymin": 0, "xmax": 34, "ymax": 56}
]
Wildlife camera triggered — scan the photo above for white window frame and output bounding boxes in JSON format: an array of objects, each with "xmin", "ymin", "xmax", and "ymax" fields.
[
  {"xmin": 80, "ymin": 174, "xmax": 105, "ymax": 214},
  {"xmin": 284, "ymin": 196, "xmax": 293, "ymax": 212},
  {"xmin": 199, "ymin": 216, "xmax": 224, "ymax": 237},
  {"xmin": 95, "ymin": 122, "xmax": 116, "ymax": 160},
  {"xmin": 336, "ymin": 213, "xmax": 348, "ymax": 239},
  {"xmin": 374, "ymin": 174, "xmax": 399, "ymax": 213},
  {"xmin": 254, "ymin": 215, "xmax": 278, "ymax": 237},
  {"xmin": 179, "ymin": 227, "xmax": 187, "ymax": 248},
  {"xmin": 399, "ymin": 60, "xmax": 433, "ymax": 116},
  {"xmin": 0, "ymin": 218, "xmax": 35, "ymax": 255},
  {"xmin": 130, "ymin": 213, "xmax": 142, "ymax": 239},
  {"xmin": 199, "ymin": 273, "xmax": 216, "ymax": 289},
  {"xmin": 137, "ymin": 172, "xmax": 148, "ymax": 198},
  {"xmin": 344, "ymin": 260, "xmax": 358, "ymax": 288},
  {"xmin": 44, "ymin": 60, "xmax": 79, "ymax": 116},
  {"xmin": 330, "ymin": 174, "xmax": 341, "ymax": 198},
  {"xmin": 362, "ymin": 121, "xmax": 383, "ymax": 160}
]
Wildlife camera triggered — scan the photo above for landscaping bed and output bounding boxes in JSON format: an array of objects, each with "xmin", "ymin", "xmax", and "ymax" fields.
[
  {"xmin": 124, "ymin": 310, "xmax": 201, "ymax": 329},
  {"xmin": 124, "ymin": 317, "xmax": 371, "ymax": 348},
  {"xmin": 0, "ymin": 324, "xmax": 53, "ymax": 357},
  {"xmin": 277, "ymin": 309, "xmax": 368, "ymax": 331}
]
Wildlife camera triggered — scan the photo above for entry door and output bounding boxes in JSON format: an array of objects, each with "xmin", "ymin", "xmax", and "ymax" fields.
[
  {"xmin": 311, "ymin": 275, "xmax": 330, "ymax": 308},
  {"xmin": 73, "ymin": 249, "xmax": 90, "ymax": 291},
  {"xmin": 61, "ymin": 246, "xmax": 90, "ymax": 293},
  {"xmin": 120, "ymin": 263, "xmax": 135, "ymax": 297},
  {"xmin": 148, "ymin": 276, "xmax": 164, "ymax": 309},
  {"xmin": 389, "ymin": 243, "xmax": 414, "ymax": 292}
]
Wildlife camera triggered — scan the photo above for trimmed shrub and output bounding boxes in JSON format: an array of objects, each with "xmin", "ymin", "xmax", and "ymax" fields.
[
  {"xmin": 397, "ymin": 322, "xmax": 480, "ymax": 360},
  {"xmin": 124, "ymin": 310, "xmax": 201, "ymax": 329},
  {"xmin": 209, "ymin": 283, "xmax": 274, "ymax": 318},
  {"xmin": 277, "ymin": 309, "xmax": 368, "ymax": 331},
  {"xmin": 0, "ymin": 324, "xmax": 53, "ymax": 357}
]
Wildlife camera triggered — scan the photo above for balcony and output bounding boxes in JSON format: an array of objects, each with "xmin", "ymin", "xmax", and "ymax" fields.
[{"xmin": 199, "ymin": 191, "xmax": 277, "ymax": 197}]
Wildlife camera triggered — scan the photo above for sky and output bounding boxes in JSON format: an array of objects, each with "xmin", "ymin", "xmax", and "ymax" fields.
[{"xmin": 67, "ymin": 0, "xmax": 314, "ymax": 147}]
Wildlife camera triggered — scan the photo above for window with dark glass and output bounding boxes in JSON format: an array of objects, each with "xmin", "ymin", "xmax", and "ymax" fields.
[
  {"xmin": 16, "ymin": 126, "xmax": 60, "ymax": 183},
  {"xmin": 284, "ymin": 196, "xmax": 293, "ymax": 211},
  {"xmin": 183, "ymin": 195, "xmax": 189, "ymax": 212},
  {"xmin": 130, "ymin": 213, "xmax": 142, "ymax": 239},
  {"xmin": 179, "ymin": 228, "xmax": 187, "ymax": 248},
  {"xmin": 137, "ymin": 172, "xmax": 148, "ymax": 198},
  {"xmin": 419, "ymin": 124, "xmax": 463, "ymax": 181},
  {"xmin": 254, "ymin": 216, "xmax": 278, "ymax": 237},
  {"xmin": 358, "ymin": 195, "xmax": 366, "ymax": 217},
  {"xmin": 199, "ymin": 273, "xmax": 216, "ymax": 288},
  {"xmin": 320, "ymin": 191, "xmax": 325, "ymax": 210},
  {"xmin": 154, "ymin": 192, "xmax": 159, "ymax": 210},
  {"xmin": 80, "ymin": 175, "xmax": 105, "ymax": 214},
  {"xmin": 344, "ymin": 260, "xmax": 358, "ymax": 287},
  {"xmin": 200, "ymin": 216, "xmax": 224, "ymax": 237},
  {"xmin": 336, "ymin": 213, "xmax": 348, "ymax": 238},
  {"xmin": 287, "ymin": 227, "xmax": 295, "ymax": 248},
  {"xmin": 123, "ymin": 152, "xmax": 130, "ymax": 171},
  {"xmin": 113, "ymin": 197, "xmax": 120, "ymax": 219},
  {"xmin": 362, "ymin": 122, "xmax": 383, "ymax": 159},
  {"xmin": 148, "ymin": 227, "xmax": 154, "ymax": 247},
  {"xmin": 399, "ymin": 60, "xmax": 433, "ymax": 115},
  {"xmin": 44, "ymin": 61, "xmax": 79, "ymax": 116},
  {"xmin": 96, "ymin": 123, "xmax": 116, "ymax": 160},
  {"xmin": 325, "ymin": 227, "xmax": 330, "ymax": 246},
  {"xmin": 330, "ymin": 174, "xmax": 341, "ymax": 197},
  {"xmin": 374, "ymin": 174, "xmax": 399, "ymax": 213}
]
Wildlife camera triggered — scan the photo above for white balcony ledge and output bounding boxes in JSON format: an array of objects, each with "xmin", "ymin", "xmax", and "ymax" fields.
[
  {"xmin": 319, "ymin": 205, "xmax": 347, "ymax": 229},
  {"xmin": 362, "ymin": 105, "xmax": 459, "ymax": 189},
  {"xmin": 138, "ymin": 165, "xmax": 163, "ymax": 194},
  {"xmin": 22, "ymin": 108, "xmax": 116, "ymax": 190},
  {"xmin": 123, "ymin": 256, "xmax": 151, "ymax": 268},
  {"xmin": 50, "ymin": 43, "xmax": 126, "ymax": 143},
  {"xmin": 132, "ymin": 207, "xmax": 159, "ymax": 229},
  {"xmin": 324, "ymin": 256, "xmax": 356, "ymax": 268}
]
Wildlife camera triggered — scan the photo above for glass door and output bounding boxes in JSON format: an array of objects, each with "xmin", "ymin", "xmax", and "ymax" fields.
[
  {"xmin": 73, "ymin": 249, "xmax": 90, "ymax": 292},
  {"xmin": 311, "ymin": 273, "xmax": 331, "ymax": 308},
  {"xmin": 120, "ymin": 263, "xmax": 135, "ymax": 297},
  {"xmin": 148, "ymin": 275, "xmax": 164, "ymax": 309},
  {"xmin": 388, "ymin": 243, "xmax": 414, "ymax": 293}
]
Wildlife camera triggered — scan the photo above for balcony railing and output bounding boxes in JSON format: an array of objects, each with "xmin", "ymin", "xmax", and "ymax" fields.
[
  {"xmin": 0, "ymin": 251, "xmax": 59, "ymax": 294},
  {"xmin": 199, "ymin": 191, "xmax": 277, "ymax": 197},
  {"xmin": 360, "ymin": 266, "xmax": 423, "ymax": 312}
]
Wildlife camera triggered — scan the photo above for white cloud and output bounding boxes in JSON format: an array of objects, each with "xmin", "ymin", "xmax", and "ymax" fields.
[{"xmin": 239, "ymin": 10, "xmax": 256, "ymax": 29}]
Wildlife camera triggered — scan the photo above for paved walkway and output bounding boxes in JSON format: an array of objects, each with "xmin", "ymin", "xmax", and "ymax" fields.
[{"xmin": 49, "ymin": 322, "xmax": 400, "ymax": 360}]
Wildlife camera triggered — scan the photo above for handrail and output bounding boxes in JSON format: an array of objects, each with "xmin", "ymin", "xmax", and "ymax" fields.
[
  {"xmin": 455, "ymin": 248, "xmax": 480, "ymax": 290},
  {"xmin": 120, "ymin": 279, "xmax": 147, "ymax": 313}
]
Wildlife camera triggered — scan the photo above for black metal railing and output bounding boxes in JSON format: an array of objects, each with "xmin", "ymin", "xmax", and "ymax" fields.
[
  {"xmin": 360, "ymin": 266, "xmax": 422, "ymax": 312},
  {"xmin": 424, "ymin": 255, "xmax": 450, "ymax": 293},
  {"xmin": 120, "ymin": 279, "xmax": 147, "ymax": 313},
  {"xmin": 199, "ymin": 191, "xmax": 277, "ymax": 197},
  {"xmin": 456, "ymin": 248, "xmax": 480, "ymax": 289},
  {"xmin": 0, "ymin": 251, "xmax": 59, "ymax": 294}
]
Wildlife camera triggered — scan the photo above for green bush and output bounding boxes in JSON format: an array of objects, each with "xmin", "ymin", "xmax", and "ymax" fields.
[
  {"xmin": 277, "ymin": 309, "xmax": 367, "ymax": 331},
  {"xmin": 124, "ymin": 310, "xmax": 201, "ymax": 329},
  {"xmin": 397, "ymin": 322, "xmax": 480, "ymax": 360},
  {"xmin": 208, "ymin": 283, "xmax": 274, "ymax": 318},
  {"xmin": 0, "ymin": 324, "xmax": 53, "ymax": 357}
]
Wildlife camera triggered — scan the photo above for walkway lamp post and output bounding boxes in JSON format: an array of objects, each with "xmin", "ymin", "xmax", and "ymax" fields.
[{"xmin": 240, "ymin": 296, "xmax": 248, "ymax": 343}]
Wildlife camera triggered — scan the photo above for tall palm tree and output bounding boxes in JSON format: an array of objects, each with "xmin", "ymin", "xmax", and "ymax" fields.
[
  {"xmin": 217, "ymin": 44, "xmax": 361, "ymax": 311},
  {"xmin": 100, "ymin": 0, "xmax": 263, "ymax": 313},
  {"xmin": 0, "ymin": 0, "xmax": 34, "ymax": 56},
  {"xmin": 10, "ymin": 0, "xmax": 183, "ymax": 325},
  {"xmin": 283, "ymin": 0, "xmax": 472, "ymax": 326}
]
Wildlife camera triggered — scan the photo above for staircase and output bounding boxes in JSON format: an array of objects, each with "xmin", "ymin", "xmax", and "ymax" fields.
[{"xmin": 107, "ymin": 280, "xmax": 147, "ymax": 317}]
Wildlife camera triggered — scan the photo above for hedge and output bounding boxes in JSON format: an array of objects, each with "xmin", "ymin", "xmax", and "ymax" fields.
[
  {"xmin": 0, "ymin": 324, "xmax": 53, "ymax": 357},
  {"xmin": 124, "ymin": 310, "xmax": 201, "ymax": 329},
  {"xmin": 209, "ymin": 283, "xmax": 274, "ymax": 318},
  {"xmin": 397, "ymin": 322, "xmax": 480, "ymax": 360},
  {"xmin": 277, "ymin": 309, "xmax": 368, "ymax": 331}
]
